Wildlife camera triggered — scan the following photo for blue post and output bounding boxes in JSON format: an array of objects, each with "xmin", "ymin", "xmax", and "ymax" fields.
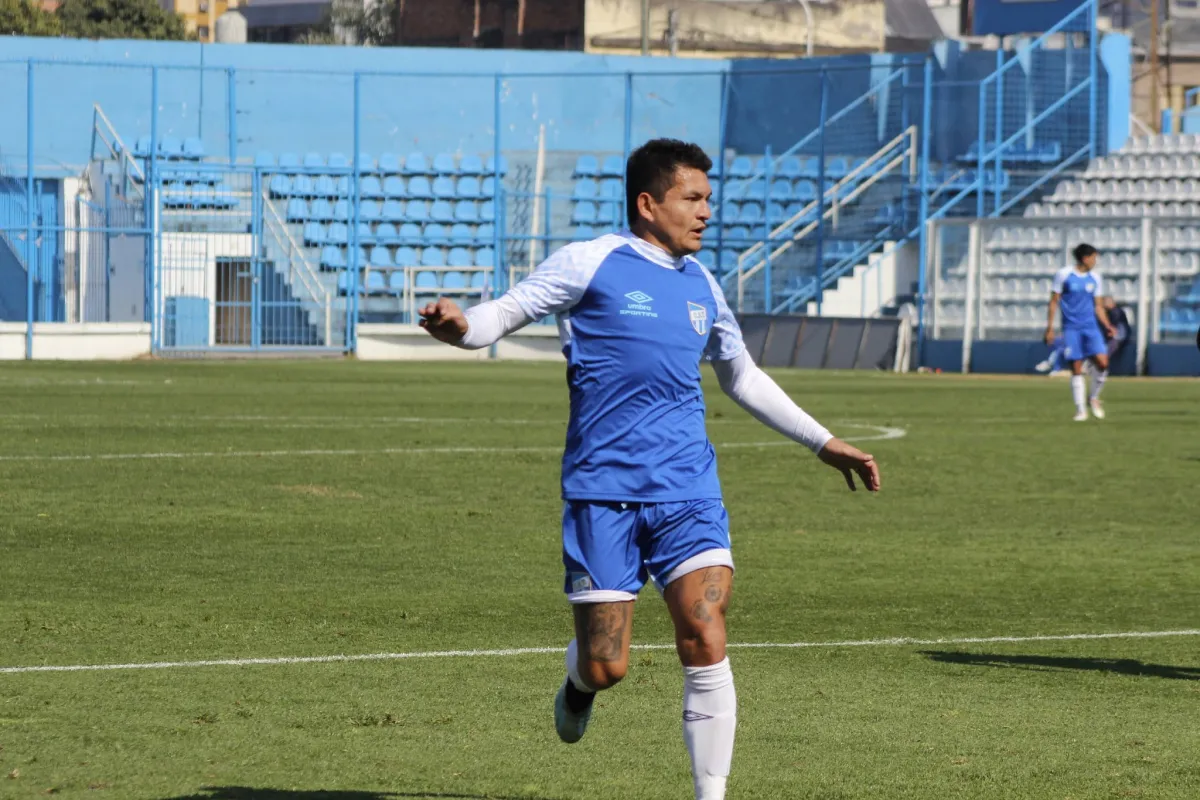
[
  {"xmin": 493, "ymin": 74, "xmax": 504, "ymax": 291},
  {"xmin": 899, "ymin": 64, "xmax": 911, "ymax": 231},
  {"xmin": 623, "ymin": 72, "xmax": 633, "ymax": 229},
  {"xmin": 24, "ymin": 61, "xmax": 34, "ymax": 359},
  {"xmin": 198, "ymin": 44, "xmax": 205, "ymax": 142},
  {"xmin": 976, "ymin": 77, "xmax": 987, "ymax": 218},
  {"xmin": 916, "ymin": 57, "xmax": 933, "ymax": 365},
  {"xmin": 815, "ymin": 70, "xmax": 828, "ymax": 315},
  {"xmin": 994, "ymin": 49, "xmax": 1004, "ymax": 215},
  {"xmin": 227, "ymin": 68, "xmax": 237, "ymax": 162},
  {"xmin": 1088, "ymin": 0, "xmax": 1098, "ymax": 157},
  {"xmin": 148, "ymin": 67, "xmax": 160, "ymax": 350},
  {"xmin": 715, "ymin": 71, "xmax": 729, "ymax": 280},
  {"xmin": 250, "ymin": 168, "xmax": 262, "ymax": 349},
  {"xmin": 348, "ymin": 72, "xmax": 362, "ymax": 352},
  {"xmin": 763, "ymin": 144, "xmax": 772, "ymax": 312},
  {"xmin": 542, "ymin": 188, "xmax": 552, "ymax": 261}
]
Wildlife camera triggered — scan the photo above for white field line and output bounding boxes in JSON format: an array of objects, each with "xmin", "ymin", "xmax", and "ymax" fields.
[
  {"xmin": 3, "ymin": 629, "xmax": 1197, "ymax": 675},
  {"xmin": 0, "ymin": 424, "xmax": 906, "ymax": 463}
]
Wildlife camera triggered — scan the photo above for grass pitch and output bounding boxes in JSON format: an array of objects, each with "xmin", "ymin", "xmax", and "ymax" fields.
[{"xmin": 0, "ymin": 361, "xmax": 1198, "ymax": 799}]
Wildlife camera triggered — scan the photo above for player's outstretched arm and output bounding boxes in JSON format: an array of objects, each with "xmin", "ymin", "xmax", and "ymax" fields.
[
  {"xmin": 711, "ymin": 350, "xmax": 880, "ymax": 492},
  {"xmin": 419, "ymin": 294, "xmax": 534, "ymax": 350},
  {"xmin": 1044, "ymin": 292, "xmax": 1060, "ymax": 345}
]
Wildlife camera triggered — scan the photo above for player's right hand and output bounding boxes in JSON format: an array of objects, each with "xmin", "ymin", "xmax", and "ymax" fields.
[
  {"xmin": 817, "ymin": 438, "xmax": 880, "ymax": 493},
  {"xmin": 1043, "ymin": 328, "xmax": 1056, "ymax": 346},
  {"xmin": 419, "ymin": 297, "xmax": 469, "ymax": 345}
]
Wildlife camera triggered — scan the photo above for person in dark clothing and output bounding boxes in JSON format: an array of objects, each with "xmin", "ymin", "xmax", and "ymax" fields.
[{"xmin": 1103, "ymin": 296, "xmax": 1131, "ymax": 359}]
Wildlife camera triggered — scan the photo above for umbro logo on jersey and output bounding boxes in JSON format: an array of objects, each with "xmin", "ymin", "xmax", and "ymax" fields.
[
  {"xmin": 621, "ymin": 290, "xmax": 658, "ymax": 319},
  {"xmin": 688, "ymin": 301, "xmax": 707, "ymax": 335}
]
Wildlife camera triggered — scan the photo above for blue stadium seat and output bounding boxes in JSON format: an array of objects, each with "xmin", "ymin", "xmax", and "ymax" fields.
[
  {"xmin": 460, "ymin": 154, "xmax": 485, "ymax": 175},
  {"xmin": 425, "ymin": 223, "xmax": 451, "ymax": 246},
  {"xmin": 328, "ymin": 152, "xmax": 350, "ymax": 169},
  {"xmin": 210, "ymin": 185, "xmax": 238, "ymax": 210},
  {"xmin": 327, "ymin": 222, "xmax": 349, "ymax": 246},
  {"xmin": 183, "ymin": 137, "xmax": 204, "ymax": 160},
  {"xmin": 292, "ymin": 175, "xmax": 316, "ymax": 197},
  {"xmin": 469, "ymin": 270, "xmax": 487, "ymax": 289},
  {"xmin": 389, "ymin": 270, "xmax": 407, "ymax": 294},
  {"xmin": 362, "ymin": 176, "xmax": 385, "ymax": 199},
  {"xmin": 286, "ymin": 198, "xmax": 309, "ymax": 222},
  {"xmin": 254, "ymin": 151, "xmax": 275, "ymax": 168},
  {"xmin": 770, "ymin": 180, "xmax": 791, "ymax": 201},
  {"xmin": 778, "ymin": 156, "xmax": 803, "ymax": 179},
  {"xmin": 337, "ymin": 272, "xmax": 350, "ymax": 295},
  {"xmin": 433, "ymin": 153, "xmax": 457, "ymax": 175},
  {"xmin": 443, "ymin": 270, "xmax": 467, "ymax": 288},
  {"xmin": 383, "ymin": 176, "xmax": 406, "ymax": 199},
  {"xmin": 480, "ymin": 201, "xmax": 495, "ymax": 222},
  {"xmin": 365, "ymin": 271, "xmax": 387, "ymax": 294},
  {"xmin": 432, "ymin": 176, "xmax": 456, "ymax": 199},
  {"xmin": 314, "ymin": 175, "xmax": 337, "ymax": 198},
  {"xmin": 597, "ymin": 201, "xmax": 618, "ymax": 226},
  {"xmin": 572, "ymin": 224, "xmax": 596, "ymax": 240},
  {"xmin": 269, "ymin": 175, "xmax": 291, "ymax": 198},
  {"xmin": 725, "ymin": 225, "xmax": 751, "ymax": 243},
  {"xmin": 355, "ymin": 222, "xmax": 375, "ymax": 245},
  {"xmin": 600, "ymin": 155, "xmax": 624, "ymax": 177},
  {"xmin": 447, "ymin": 248, "xmax": 471, "ymax": 269},
  {"xmin": 430, "ymin": 201, "xmax": 455, "ymax": 223},
  {"xmin": 333, "ymin": 200, "xmax": 351, "ymax": 220},
  {"xmin": 744, "ymin": 179, "xmax": 768, "ymax": 200},
  {"xmin": 573, "ymin": 202, "xmax": 598, "ymax": 225},
  {"xmin": 415, "ymin": 270, "xmax": 439, "ymax": 289},
  {"xmin": 475, "ymin": 223, "xmax": 495, "ymax": 246},
  {"xmin": 397, "ymin": 222, "xmax": 423, "ymax": 246},
  {"xmin": 379, "ymin": 153, "xmax": 402, "ymax": 174},
  {"xmin": 718, "ymin": 249, "xmax": 738, "ymax": 272},
  {"xmin": 303, "ymin": 152, "xmax": 324, "ymax": 169},
  {"xmin": 454, "ymin": 201, "xmax": 479, "ymax": 223},
  {"xmin": 480, "ymin": 176, "xmax": 498, "ymax": 198},
  {"xmin": 395, "ymin": 246, "xmax": 419, "ymax": 266},
  {"xmin": 159, "ymin": 137, "xmax": 183, "ymax": 159},
  {"xmin": 767, "ymin": 203, "xmax": 787, "ymax": 224},
  {"xmin": 457, "ymin": 177, "xmax": 482, "ymax": 199},
  {"xmin": 379, "ymin": 200, "xmax": 405, "ymax": 222},
  {"xmin": 133, "ymin": 136, "xmax": 153, "ymax": 158},
  {"xmin": 826, "ymin": 157, "xmax": 849, "ymax": 179},
  {"xmin": 486, "ymin": 154, "xmax": 508, "ymax": 176},
  {"xmin": 793, "ymin": 180, "xmax": 817, "ymax": 201},
  {"xmin": 349, "ymin": 247, "xmax": 368, "ymax": 269},
  {"xmin": 404, "ymin": 152, "xmax": 430, "ymax": 175},
  {"xmin": 574, "ymin": 179, "xmax": 598, "ymax": 200},
  {"xmin": 738, "ymin": 203, "xmax": 763, "ymax": 226},
  {"xmin": 450, "ymin": 223, "xmax": 475, "ymax": 245},
  {"xmin": 303, "ymin": 222, "xmax": 326, "ymax": 246},
  {"xmin": 729, "ymin": 156, "xmax": 753, "ymax": 179},
  {"xmin": 360, "ymin": 200, "xmax": 382, "ymax": 222},
  {"xmin": 375, "ymin": 223, "xmax": 400, "ymax": 246},
  {"xmin": 320, "ymin": 246, "xmax": 345, "ymax": 270},
  {"xmin": 310, "ymin": 199, "xmax": 335, "ymax": 221},
  {"xmin": 407, "ymin": 176, "xmax": 434, "ymax": 199},
  {"xmin": 356, "ymin": 152, "xmax": 373, "ymax": 172},
  {"xmin": 336, "ymin": 176, "xmax": 351, "ymax": 198},
  {"xmin": 785, "ymin": 202, "xmax": 811, "ymax": 221},
  {"xmin": 278, "ymin": 153, "xmax": 301, "ymax": 170},
  {"xmin": 697, "ymin": 249, "xmax": 716, "ymax": 269},
  {"xmin": 163, "ymin": 183, "xmax": 190, "ymax": 208},
  {"xmin": 407, "ymin": 201, "xmax": 430, "ymax": 223},
  {"xmin": 475, "ymin": 247, "xmax": 495, "ymax": 268},
  {"xmin": 575, "ymin": 154, "xmax": 600, "ymax": 177},
  {"xmin": 421, "ymin": 248, "xmax": 446, "ymax": 268},
  {"xmin": 599, "ymin": 178, "xmax": 622, "ymax": 199},
  {"xmin": 369, "ymin": 246, "xmax": 391, "ymax": 268}
]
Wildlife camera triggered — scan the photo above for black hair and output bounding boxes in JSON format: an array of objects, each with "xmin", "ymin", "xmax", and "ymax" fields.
[
  {"xmin": 625, "ymin": 138, "xmax": 713, "ymax": 228},
  {"xmin": 1073, "ymin": 243, "xmax": 1097, "ymax": 264}
]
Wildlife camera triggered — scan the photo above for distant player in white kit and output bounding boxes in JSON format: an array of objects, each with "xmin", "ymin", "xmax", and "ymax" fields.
[
  {"xmin": 418, "ymin": 139, "xmax": 880, "ymax": 799},
  {"xmin": 1045, "ymin": 243, "xmax": 1116, "ymax": 421}
]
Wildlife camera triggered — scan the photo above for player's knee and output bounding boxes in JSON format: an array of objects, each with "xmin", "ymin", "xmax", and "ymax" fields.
[
  {"xmin": 676, "ymin": 623, "xmax": 728, "ymax": 666},
  {"xmin": 581, "ymin": 657, "xmax": 627, "ymax": 690}
]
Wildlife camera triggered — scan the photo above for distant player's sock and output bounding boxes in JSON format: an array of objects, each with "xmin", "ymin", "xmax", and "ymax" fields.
[
  {"xmin": 1071, "ymin": 374, "xmax": 1086, "ymax": 412},
  {"xmin": 564, "ymin": 639, "xmax": 596, "ymax": 713},
  {"xmin": 683, "ymin": 657, "xmax": 736, "ymax": 800},
  {"xmin": 1089, "ymin": 369, "xmax": 1108, "ymax": 400}
]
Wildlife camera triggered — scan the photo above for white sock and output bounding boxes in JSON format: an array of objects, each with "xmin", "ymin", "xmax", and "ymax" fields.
[
  {"xmin": 1089, "ymin": 370, "xmax": 1108, "ymax": 401},
  {"xmin": 1071, "ymin": 374, "xmax": 1086, "ymax": 411},
  {"xmin": 683, "ymin": 657, "xmax": 736, "ymax": 800},
  {"xmin": 565, "ymin": 638, "xmax": 596, "ymax": 693}
]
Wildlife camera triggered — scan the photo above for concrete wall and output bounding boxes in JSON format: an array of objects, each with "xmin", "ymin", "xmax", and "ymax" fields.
[
  {"xmin": 0, "ymin": 322, "xmax": 151, "ymax": 360},
  {"xmin": 356, "ymin": 323, "xmax": 563, "ymax": 361}
]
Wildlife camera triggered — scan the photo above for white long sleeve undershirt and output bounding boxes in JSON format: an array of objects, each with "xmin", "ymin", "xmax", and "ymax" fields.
[{"xmin": 455, "ymin": 297, "xmax": 833, "ymax": 454}]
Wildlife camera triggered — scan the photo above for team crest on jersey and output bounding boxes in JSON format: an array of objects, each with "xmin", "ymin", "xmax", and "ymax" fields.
[{"xmin": 687, "ymin": 302, "xmax": 707, "ymax": 335}]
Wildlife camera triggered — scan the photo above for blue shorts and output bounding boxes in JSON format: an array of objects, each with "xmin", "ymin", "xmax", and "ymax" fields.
[
  {"xmin": 1062, "ymin": 326, "xmax": 1106, "ymax": 362},
  {"xmin": 562, "ymin": 499, "xmax": 734, "ymax": 604}
]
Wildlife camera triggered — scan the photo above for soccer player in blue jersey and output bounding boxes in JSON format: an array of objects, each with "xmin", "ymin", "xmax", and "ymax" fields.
[
  {"xmin": 419, "ymin": 139, "xmax": 880, "ymax": 800},
  {"xmin": 1045, "ymin": 243, "xmax": 1116, "ymax": 420}
]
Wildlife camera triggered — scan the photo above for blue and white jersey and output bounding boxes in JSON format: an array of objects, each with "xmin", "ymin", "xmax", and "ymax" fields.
[
  {"xmin": 508, "ymin": 231, "xmax": 745, "ymax": 503},
  {"xmin": 1053, "ymin": 267, "xmax": 1104, "ymax": 330}
]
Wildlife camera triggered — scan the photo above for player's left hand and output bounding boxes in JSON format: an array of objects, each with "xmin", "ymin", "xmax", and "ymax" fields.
[
  {"xmin": 419, "ymin": 297, "xmax": 469, "ymax": 344},
  {"xmin": 817, "ymin": 438, "xmax": 880, "ymax": 493}
]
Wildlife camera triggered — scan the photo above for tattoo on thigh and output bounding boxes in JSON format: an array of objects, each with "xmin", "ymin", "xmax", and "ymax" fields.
[
  {"xmin": 690, "ymin": 599, "xmax": 714, "ymax": 624},
  {"xmin": 585, "ymin": 605, "xmax": 628, "ymax": 663},
  {"xmin": 704, "ymin": 585, "xmax": 723, "ymax": 604}
]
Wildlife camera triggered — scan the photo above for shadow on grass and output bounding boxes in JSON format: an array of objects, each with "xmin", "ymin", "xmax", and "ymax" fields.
[
  {"xmin": 164, "ymin": 787, "xmax": 565, "ymax": 800},
  {"xmin": 922, "ymin": 650, "xmax": 1200, "ymax": 680}
]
